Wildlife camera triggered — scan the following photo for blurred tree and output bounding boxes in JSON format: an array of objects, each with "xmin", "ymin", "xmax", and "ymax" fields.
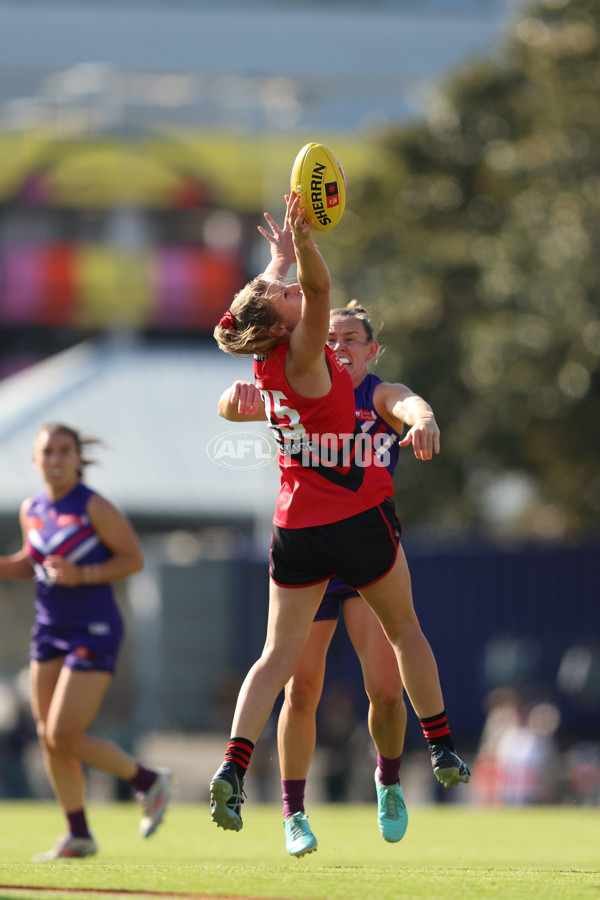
[{"xmin": 328, "ymin": 0, "xmax": 600, "ymax": 541}]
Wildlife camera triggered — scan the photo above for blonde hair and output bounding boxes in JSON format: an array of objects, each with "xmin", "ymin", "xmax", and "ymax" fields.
[
  {"xmin": 214, "ymin": 277, "xmax": 283, "ymax": 357},
  {"xmin": 330, "ymin": 299, "xmax": 377, "ymax": 342}
]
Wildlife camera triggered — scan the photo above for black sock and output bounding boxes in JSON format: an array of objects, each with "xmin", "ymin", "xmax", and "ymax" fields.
[
  {"xmin": 223, "ymin": 736, "xmax": 254, "ymax": 779},
  {"xmin": 420, "ymin": 711, "xmax": 455, "ymax": 751}
]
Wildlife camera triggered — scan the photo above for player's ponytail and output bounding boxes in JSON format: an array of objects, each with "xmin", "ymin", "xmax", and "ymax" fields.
[{"xmin": 214, "ymin": 277, "xmax": 282, "ymax": 357}]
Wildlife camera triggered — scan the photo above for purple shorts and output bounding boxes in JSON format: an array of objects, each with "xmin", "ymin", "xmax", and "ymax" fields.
[
  {"xmin": 314, "ymin": 576, "xmax": 359, "ymax": 621},
  {"xmin": 29, "ymin": 618, "xmax": 123, "ymax": 674}
]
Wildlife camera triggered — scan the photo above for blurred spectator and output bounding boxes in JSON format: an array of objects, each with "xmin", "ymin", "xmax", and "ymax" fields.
[
  {"xmin": 0, "ymin": 670, "xmax": 36, "ymax": 798},
  {"xmin": 565, "ymin": 741, "xmax": 600, "ymax": 806},
  {"xmin": 495, "ymin": 702, "xmax": 561, "ymax": 805},
  {"xmin": 472, "ymin": 688, "xmax": 520, "ymax": 805},
  {"xmin": 473, "ymin": 691, "xmax": 561, "ymax": 805},
  {"xmin": 318, "ymin": 682, "xmax": 359, "ymax": 803}
]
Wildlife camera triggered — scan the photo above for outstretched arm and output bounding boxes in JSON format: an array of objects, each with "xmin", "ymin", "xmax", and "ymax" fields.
[
  {"xmin": 218, "ymin": 380, "xmax": 267, "ymax": 422},
  {"xmin": 287, "ymin": 194, "xmax": 331, "ymax": 383},
  {"xmin": 259, "ymin": 198, "xmax": 296, "ymax": 283},
  {"xmin": 374, "ymin": 382, "xmax": 440, "ymax": 460}
]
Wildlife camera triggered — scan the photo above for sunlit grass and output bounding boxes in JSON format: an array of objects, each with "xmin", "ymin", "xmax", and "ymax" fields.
[{"xmin": 0, "ymin": 802, "xmax": 598, "ymax": 900}]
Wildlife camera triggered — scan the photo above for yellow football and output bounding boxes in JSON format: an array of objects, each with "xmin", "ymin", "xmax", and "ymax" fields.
[{"xmin": 290, "ymin": 142, "xmax": 347, "ymax": 232}]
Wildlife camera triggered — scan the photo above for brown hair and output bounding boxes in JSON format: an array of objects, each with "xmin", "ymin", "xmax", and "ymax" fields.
[
  {"xmin": 329, "ymin": 299, "xmax": 377, "ymax": 342},
  {"xmin": 214, "ymin": 277, "xmax": 283, "ymax": 357},
  {"xmin": 36, "ymin": 423, "xmax": 102, "ymax": 477}
]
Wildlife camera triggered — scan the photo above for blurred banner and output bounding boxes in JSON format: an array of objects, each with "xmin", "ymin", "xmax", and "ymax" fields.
[
  {"xmin": 0, "ymin": 132, "xmax": 370, "ymax": 209},
  {"xmin": 0, "ymin": 242, "xmax": 244, "ymax": 330},
  {"xmin": 0, "ymin": 131, "xmax": 371, "ymax": 331}
]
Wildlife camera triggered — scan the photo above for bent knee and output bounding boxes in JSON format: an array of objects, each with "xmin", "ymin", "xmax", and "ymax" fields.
[
  {"xmin": 45, "ymin": 726, "xmax": 82, "ymax": 756},
  {"xmin": 286, "ymin": 676, "xmax": 322, "ymax": 715},
  {"xmin": 35, "ymin": 719, "xmax": 50, "ymax": 751},
  {"xmin": 369, "ymin": 690, "xmax": 404, "ymax": 716}
]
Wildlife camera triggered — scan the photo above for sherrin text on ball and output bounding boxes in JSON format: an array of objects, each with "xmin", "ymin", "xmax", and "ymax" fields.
[{"xmin": 290, "ymin": 142, "xmax": 346, "ymax": 231}]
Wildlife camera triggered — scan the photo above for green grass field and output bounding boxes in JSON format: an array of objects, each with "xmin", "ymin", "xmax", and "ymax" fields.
[{"xmin": 0, "ymin": 802, "xmax": 597, "ymax": 900}]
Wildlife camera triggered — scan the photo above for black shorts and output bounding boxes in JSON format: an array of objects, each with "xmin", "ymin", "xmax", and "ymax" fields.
[{"xmin": 270, "ymin": 499, "xmax": 402, "ymax": 590}]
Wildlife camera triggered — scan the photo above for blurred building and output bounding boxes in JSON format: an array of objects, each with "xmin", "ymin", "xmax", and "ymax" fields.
[
  {"xmin": 0, "ymin": 1, "xmax": 522, "ymax": 134},
  {"xmin": 0, "ymin": 337, "xmax": 278, "ymax": 535},
  {"xmin": 0, "ymin": 0, "xmax": 526, "ymax": 371}
]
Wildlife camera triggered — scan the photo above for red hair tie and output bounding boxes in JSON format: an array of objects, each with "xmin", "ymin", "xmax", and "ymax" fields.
[{"xmin": 220, "ymin": 310, "xmax": 236, "ymax": 330}]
